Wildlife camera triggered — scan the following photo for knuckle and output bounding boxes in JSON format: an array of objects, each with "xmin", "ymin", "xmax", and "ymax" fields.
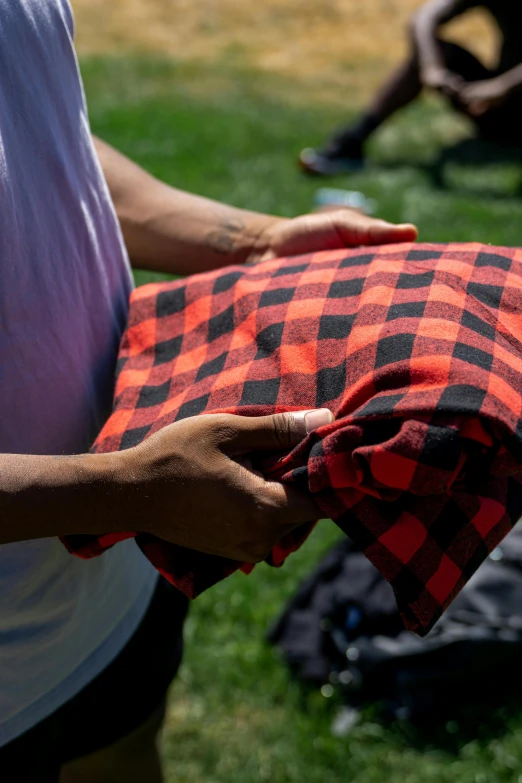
[{"xmin": 270, "ymin": 413, "xmax": 298, "ymax": 449}]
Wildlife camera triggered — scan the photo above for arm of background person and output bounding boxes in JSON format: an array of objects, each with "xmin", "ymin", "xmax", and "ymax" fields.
[
  {"xmin": 459, "ymin": 63, "xmax": 522, "ymax": 115},
  {"xmin": 0, "ymin": 409, "xmax": 331, "ymax": 559},
  {"xmin": 500, "ymin": 63, "xmax": 522, "ymax": 95},
  {"xmin": 412, "ymin": 0, "xmax": 479, "ymax": 88},
  {"xmin": 93, "ymin": 137, "xmax": 417, "ymax": 276}
]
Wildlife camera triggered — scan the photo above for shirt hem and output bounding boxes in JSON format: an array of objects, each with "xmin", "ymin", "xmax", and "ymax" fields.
[{"xmin": 0, "ymin": 568, "xmax": 159, "ymax": 748}]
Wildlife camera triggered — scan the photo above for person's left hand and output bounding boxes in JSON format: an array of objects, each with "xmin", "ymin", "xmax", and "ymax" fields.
[
  {"xmin": 458, "ymin": 78, "xmax": 510, "ymax": 117},
  {"xmin": 248, "ymin": 209, "xmax": 418, "ymax": 263}
]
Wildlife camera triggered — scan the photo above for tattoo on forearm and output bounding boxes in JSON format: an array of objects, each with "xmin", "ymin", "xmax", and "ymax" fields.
[{"xmin": 206, "ymin": 217, "xmax": 246, "ymax": 255}]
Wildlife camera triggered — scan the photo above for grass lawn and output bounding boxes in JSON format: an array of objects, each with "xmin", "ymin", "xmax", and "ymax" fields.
[{"xmin": 82, "ymin": 56, "xmax": 522, "ymax": 782}]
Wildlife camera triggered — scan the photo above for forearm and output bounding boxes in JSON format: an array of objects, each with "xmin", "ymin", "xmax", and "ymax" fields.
[
  {"xmin": 412, "ymin": 0, "xmax": 474, "ymax": 74},
  {"xmin": 499, "ymin": 64, "xmax": 522, "ymax": 95},
  {"xmin": 412, "ymin": 7, "xmax": 446, "ymax": 73},
  {"xmin": 0, "ymin": 452, "xmax": 120, "ymax": 544},
  {"xmin": 94, "ymin": 137, "xmax": 278, "ymax": 275}
]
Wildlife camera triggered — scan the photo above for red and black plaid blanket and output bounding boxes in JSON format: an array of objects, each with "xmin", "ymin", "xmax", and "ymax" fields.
[{"xmin": 62, "ymin": 242, "xmax": 522, "ymax": 635}]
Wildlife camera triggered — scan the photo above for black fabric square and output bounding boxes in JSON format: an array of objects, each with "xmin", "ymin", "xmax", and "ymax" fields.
[
  {"xmin": 374, "ymin": 365, "xmax": 411, "ymax": 394},
  {"xmin": 390, "ymin": 562, "xmax": 426, "ymax": 604},
  {"xmin": 406, "ymin": 249, "xmax": 442, "ymax": 261},
  {"xmin": 475, "ymin": 251, "xmax": 512, "ymax": 271},
  {"xmin": 255, "ymin": 322, "xmax": 285, "ymax": 359},
  {"xmin": 240, "ymin": 377, "xmax": 281, "ymax": 405},
  {"xmin": 316, "ymin": 360, "xmax": 346, "ymax": 405},
  {"xmin": 506, "ymin": 476, "xmax": 522, "ymax": 522},
  {"xmin": 175, "ymin": 393, "xmax": 210, "ymax": 420},
  {"xmin": 375, "ymin": 333, "xmax": 415, "ymax": 369},
  {"xmin": 318, "ymin": 314, "xmax": 355, "ymax": 340},
  {"xmin": 208, "ymin": 305, "xmax": 235, "ymax": 342},
  {"xmin": 396, "ymin": 271, "xmax": 434, "ymax": 289},
  {"xmin": 419, "ymin": 424, "xmax": 461, "ymax": 470},
  {"xmin": 156, "ymin": 287, "xmax": 186, "ymax": 318},
  {"xmin": 386, "ymin": 302, "xmax": 426, "ymax": 321},
  {"xmin": 259, "ymin": 287, "xmax": 296, "ymax": 308},
  {"xmin": 336, "ymin": 508, "xmax": 384, "ymax": 549},
  {"xmin": 339, "ymin": 253, "xmax": 374, "ymax": 268},
  {"xmin": 509, "ymin": 421, "xmax": 522, "ymax": 463},
  {"xmin": 196, "ymin": 352, "xmax": 228, "ymax": 382},
  {"xmin": 289, "ymin": 465, "xmax": 309, "ymax": 490},
  {"xmin": 115, "ymin": 356, "xmax": 127, "ymax": 379},
  {"xmin": 120, "ymin": 424, "xmax": 152, "ymax": 450},
  {"xmin": 357, "ymin": 393, "xmax": 405, "ymax": 417},
  {"xmin": 213, "ymin": 271, "xmax": 242, "ymax": 293},
  {"xmin": 328, "ymin": 278, "xmax": 365, "ymax": 299},
  {"xmin": 137, "ymin": 379, "xmax": 171, "ymax": 408},
  {"xmin": 460, "ymin": 539, "xmax": 490, "ymax": 581},
  {"xmin": 467, "ymin": 282, "xmax": 503, "ymax": 310},
  {"xmin": 154, "ymin": 335, "xmax": 183, "ymax": 365},
  {"xmin": 273, "ymin": 263, "xmax": 308, "ymax": 277},
  {"xmin": 437, "ymin": 384, "xmax": 486, "ymax": 415},
  {"xmin": 460, "ymin": 310, "xmax": 496, "ymax": 341},
  {"xmin": 429, "ymin": 500, "xmax": 469, "ymax": 552},
  {"xmin": 453, "ymin": 341, "xmax": 493, "ymax": 372}
]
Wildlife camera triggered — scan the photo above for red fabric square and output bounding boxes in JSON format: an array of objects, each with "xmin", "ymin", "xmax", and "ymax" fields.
[{"xmin": 378, "ymin": 512, "xmax": 427, "ymax": 564}]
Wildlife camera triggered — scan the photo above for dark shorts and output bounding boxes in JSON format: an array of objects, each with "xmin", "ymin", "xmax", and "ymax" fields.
[
  {"xmin": 0, "ymin": 576, "xmax": 189, "ymax": 782},
  {"xmin": 441, "ymin": 40, "xmax": 522, "ymax": 145}
]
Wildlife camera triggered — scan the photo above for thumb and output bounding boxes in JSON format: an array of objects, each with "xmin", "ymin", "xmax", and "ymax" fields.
[
  {"xmin": 224, "ymin": 408, "xmax": 334, "ymax": 454},
  {"xmin": 349, "ymin": 218, "xmax": 418, "ymax": 246}
]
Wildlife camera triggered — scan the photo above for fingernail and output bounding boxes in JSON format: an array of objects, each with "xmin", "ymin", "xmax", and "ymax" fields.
[{"xmin": 292, "ymin": 408, "xmax": 334, "ymax": 433}]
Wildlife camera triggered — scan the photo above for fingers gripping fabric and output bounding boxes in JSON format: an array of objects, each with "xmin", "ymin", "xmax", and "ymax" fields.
[{"xmin": 62, "ymin": 243, "xmax": 522, "ymax": 635}]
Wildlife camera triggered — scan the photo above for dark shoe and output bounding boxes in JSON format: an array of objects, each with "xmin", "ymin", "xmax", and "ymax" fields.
[{"xmin": 299, "ymin": 147, "xmax": 365, "ymax": 176}]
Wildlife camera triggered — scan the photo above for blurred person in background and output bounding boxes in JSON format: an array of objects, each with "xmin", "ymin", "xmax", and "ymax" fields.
[
  {"xmin": 0, "ymin": 2, "xmax": 417, "ymax": 781},
  {"xmin": 300, "ymin": 0, "xmax": 522, "ymax": 176}
]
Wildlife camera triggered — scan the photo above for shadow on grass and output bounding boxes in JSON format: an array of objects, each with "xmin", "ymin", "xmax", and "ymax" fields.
[
  {"xmin": 344, "ymin": 686, "xmax": 522, "ymax": 756},
  {"xmin": 388, "ymin": 700, "xmax": 522, "ymax": 756},
  {"xmin": 428, "ymin": 137, "xmax": 522, "ymax": 199},
  {"xmin": 292, "ymin": 647, "xmax": 522, "ymax": 755},
  {"xmin": 372, "ymin": 136, "xmax": 522, "ymax": 200}
]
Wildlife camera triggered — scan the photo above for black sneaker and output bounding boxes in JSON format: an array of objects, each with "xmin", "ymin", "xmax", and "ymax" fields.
[{"xmin": 299, "ymin": 146, "xmax": 365, "ymax": 176}]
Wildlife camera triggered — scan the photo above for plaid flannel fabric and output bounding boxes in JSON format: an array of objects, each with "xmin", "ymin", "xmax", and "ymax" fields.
[{"xmin": 62, "ymin": 242, "xmax": 522, "ymax": 635}]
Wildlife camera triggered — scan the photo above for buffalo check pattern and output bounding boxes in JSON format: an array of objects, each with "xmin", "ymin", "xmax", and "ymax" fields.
[{"xmin": 62, "ymin": 243, "xmax": 522, "ymax": 635}]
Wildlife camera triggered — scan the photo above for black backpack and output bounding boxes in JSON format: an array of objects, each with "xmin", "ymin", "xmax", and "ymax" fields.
[{"xmin": 268, "ymin": 526, "xmax": 522, "ymax": 722}]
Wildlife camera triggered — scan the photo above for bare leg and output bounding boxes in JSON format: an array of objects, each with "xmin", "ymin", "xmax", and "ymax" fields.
[
  {"xmin": 367, "ymin": 55, "xmax": 423, "ymax": 125},
  {"xmin": 59, "ymin": 702, "xmax": 165, "ymax": 783},
  {"xmin": 299, "ymin": 47, "xmax": 423, "ymax": 174},
  {"xmin": 326, "ymin": 51, "xmax": 423, "ymax": 154}
]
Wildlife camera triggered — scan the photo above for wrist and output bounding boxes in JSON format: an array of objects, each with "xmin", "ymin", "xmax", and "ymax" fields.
[
  {"xmin": 421, "ymin": 64, "xmax": 448, "ymax": 85},
  {"xmin": 240, "ymin": 214, "xmax": 286, "ymax": 264},
  {"xmin": 74, "ymin": 451, "xmax": 128, "ymax": 536},
  {"xmin": 44, "ymin": 451, "xmax": 125, "ymax": 538},
  {"xmin": 0, "ymin": 451, "xmax": 124, "ymax": 544},
  {"xmin": 217, "ymin": 211, "xmax": 280, "ymax": 265}
]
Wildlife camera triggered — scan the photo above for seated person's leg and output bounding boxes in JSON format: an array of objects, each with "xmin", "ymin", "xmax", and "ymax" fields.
[{"xmin": 300, "ymin": 39, "xmax": 492, "ymax": 176}]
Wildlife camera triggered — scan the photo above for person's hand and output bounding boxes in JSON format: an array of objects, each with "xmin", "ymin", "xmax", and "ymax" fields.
[
  {"xmin": 421, "ymin": 66, "xmax": 466, "ymax": 98},
  {"xmin": 457, "ymin": 77, "xmax": 510, "ymax": 116},
  {"xmin": 248, "ymin": 209, "xmax": 418, "ymax": 263},
  {"xmin": 115, "ymin": 409, "xmax": 334, "ymax": 562}
]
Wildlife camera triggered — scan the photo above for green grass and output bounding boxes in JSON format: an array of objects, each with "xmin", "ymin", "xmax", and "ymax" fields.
[{"xmin": 82, "ymin": 56, "xmax": 522, "ymax": 782}]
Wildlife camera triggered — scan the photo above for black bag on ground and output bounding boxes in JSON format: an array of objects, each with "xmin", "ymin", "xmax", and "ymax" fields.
[{"xmin": 267, "ymin": 526, "xmax": 522, "ymax": 721}]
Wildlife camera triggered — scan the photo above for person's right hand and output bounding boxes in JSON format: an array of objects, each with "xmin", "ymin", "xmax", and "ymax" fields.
[
  {"xmin": 421, "ymin": 66, "xmax": 465, "ymax": 98},
  {"xmin": 115, "ymin": 409, "xmax": 334, "ymax": 562}
]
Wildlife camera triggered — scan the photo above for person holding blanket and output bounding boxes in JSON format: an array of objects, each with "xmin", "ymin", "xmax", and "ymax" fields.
[{"xmin": 0, "ymin": 2, "xmax": 417, "ymax": 780}]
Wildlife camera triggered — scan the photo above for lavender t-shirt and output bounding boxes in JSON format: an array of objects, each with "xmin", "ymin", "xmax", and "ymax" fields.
[{"xmin": 0, "ymin": 0, "xmax": 157, "ymax": 745}]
